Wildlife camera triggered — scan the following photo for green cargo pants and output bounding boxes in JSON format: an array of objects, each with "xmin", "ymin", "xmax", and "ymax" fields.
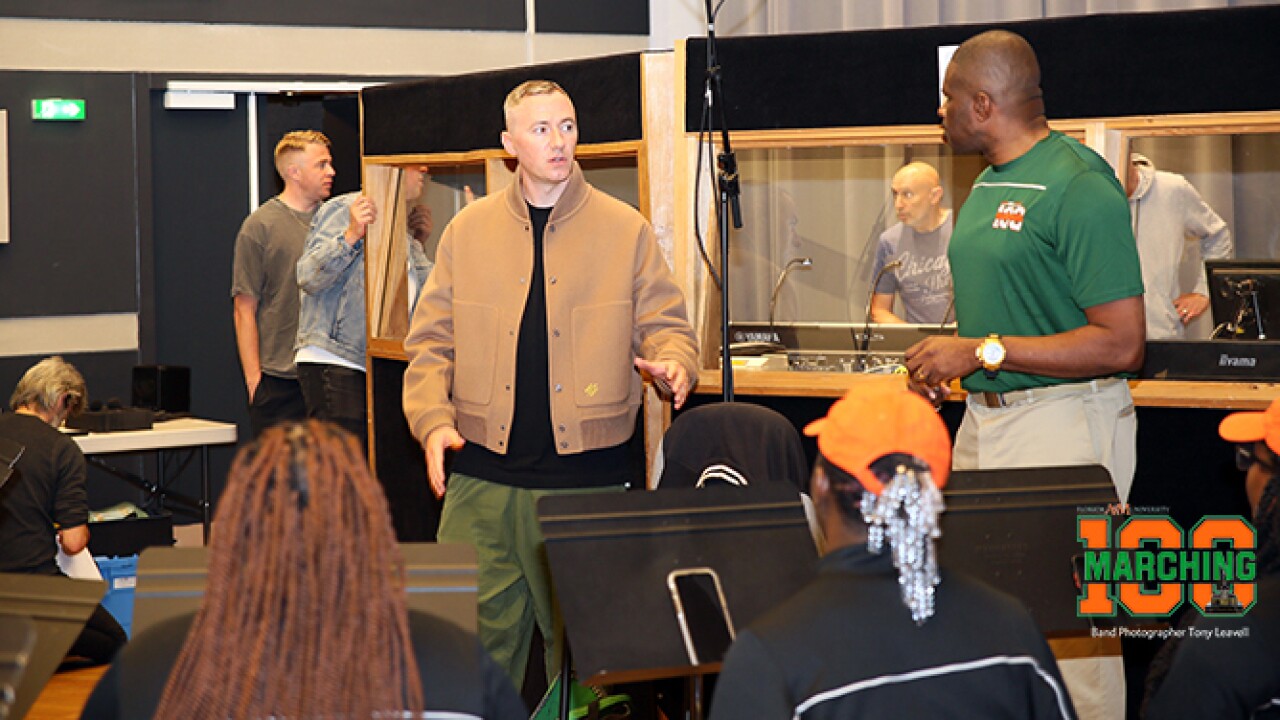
[{"xmin": 437, "ymin": 472, "xmax": 625, "ymax": 687}]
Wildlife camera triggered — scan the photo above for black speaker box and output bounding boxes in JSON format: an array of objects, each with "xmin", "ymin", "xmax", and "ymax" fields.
[{"xmin": 132, "ymin": 365, "xmax": 190, "ymax": 413}]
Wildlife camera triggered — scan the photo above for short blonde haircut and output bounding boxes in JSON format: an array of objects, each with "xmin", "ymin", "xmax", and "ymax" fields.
[
  {"xmin": 503, "ymin": 80, "xmax": 569, "ymax": 128},
  {"xmin": 10, "ymin": 356, "xmax": 86, "ymax": 416},
  {"xmin": 273, "ymin": 130, "xmax": 331, "ymax": 177}
]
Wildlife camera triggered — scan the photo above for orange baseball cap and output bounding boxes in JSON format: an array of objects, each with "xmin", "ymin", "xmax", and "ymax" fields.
[
  {"xmin": 1219, "ymin": 398, "xmax": 1280, "ymax": 455},
  {"xmin": 804, "ymin": 386, "xmax": 952, "ymax": 495}
]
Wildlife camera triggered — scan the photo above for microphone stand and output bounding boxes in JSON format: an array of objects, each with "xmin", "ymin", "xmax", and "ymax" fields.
[
  {"xmin": 705, "ymin": 0, "xmax": 743, "ymax": 402},
  {"xmin": 769, "ymin": 257, "xmax": 813, "ymax": 340},
  {"xmin": 860, "ymin": 260, "xmax": 902, "ymax": 358}
]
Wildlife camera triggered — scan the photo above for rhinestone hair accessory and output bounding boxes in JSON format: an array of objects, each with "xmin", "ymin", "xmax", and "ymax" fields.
[{"xmin": 860, "ymin": 462, "xmax": 945, "ymax": 624}]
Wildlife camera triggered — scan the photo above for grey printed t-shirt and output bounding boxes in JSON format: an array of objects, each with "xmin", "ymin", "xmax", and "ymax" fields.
[
  {"xmin": 231, "ymin": 198, "xmax": 313, "ymax": 379},
  {"xmin": 872, "ymin": 218, "xmax": 954, "ymax": 324}
]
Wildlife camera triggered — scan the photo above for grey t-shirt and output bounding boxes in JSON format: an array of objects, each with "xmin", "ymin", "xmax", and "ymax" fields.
[
  {"xmin": 872, "ymin": 218, "xmax": 954, "ymax": 324},
  {"xmin": 231, "ymin": 197, "xmax": 313, "ymax": 379}
]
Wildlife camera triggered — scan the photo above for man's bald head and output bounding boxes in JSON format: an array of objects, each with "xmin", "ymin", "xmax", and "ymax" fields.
[
  {"xmin": 949, "ymin": 30, "xmax": 1045, "ymax": 124},
  {"xmin": 891, "ymin": 161, "xmax": 946, "ymax": 232},
  {"xmin": 894, "ymin": 161, "xmax": 941, "ymax": 189}
]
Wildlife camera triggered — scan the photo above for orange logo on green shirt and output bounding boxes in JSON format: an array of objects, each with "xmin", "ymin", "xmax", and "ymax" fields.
[{"xmin": 993, "ymin": 201, "xmax": 1026, "ymax": 232}]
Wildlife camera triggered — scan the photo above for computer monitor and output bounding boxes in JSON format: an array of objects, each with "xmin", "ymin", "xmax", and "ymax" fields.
[{"xmin": 1207, "ymin": 259, "xmax": 1280, "ymax": 340}]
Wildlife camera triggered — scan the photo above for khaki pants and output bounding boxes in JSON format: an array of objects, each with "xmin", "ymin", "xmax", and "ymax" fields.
[
  {"xmin": 954, "ymin": 378, "xmax": 1136, "ymax": 720},
  {"xmin": 953, "ymin": 378, "xmax": 1137, "ymax": 503},
  {"xmin": 438, "ymin": 473, "xmax": 624, "ymax": 687}
]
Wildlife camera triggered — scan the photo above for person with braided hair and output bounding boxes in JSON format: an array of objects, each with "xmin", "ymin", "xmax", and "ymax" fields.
[
  {"xmin": 81, "ymin": 420, "xmax": 525, "ymax": 719},
  {"xmin": 709, "ymin": 385, "xmax": 1074, "ymax": 720},
  {"xmin": 1143, "ymin": 399, "xmax": 1280, "ymax": 718}
]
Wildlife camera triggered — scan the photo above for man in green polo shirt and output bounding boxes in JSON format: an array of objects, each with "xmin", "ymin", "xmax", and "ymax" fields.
[
  {"xmin": 905, "ymin": 29, "xmax": 1144, "ymax": 500},
  {"xmin": 904, "ymin": 30, "xmax": 1144, "ymax": 720}
]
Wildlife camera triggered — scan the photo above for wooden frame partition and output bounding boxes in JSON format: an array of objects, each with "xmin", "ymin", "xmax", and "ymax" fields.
[{"xmin": 670, "ymin": 89, "xmax": 1280, "ymax": 413}]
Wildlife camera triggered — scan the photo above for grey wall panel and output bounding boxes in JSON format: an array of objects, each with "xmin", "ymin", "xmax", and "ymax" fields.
[
  {"xmin": 149, "ymin": 91, "xmax": 251, "ymax": 515},
  {"xmin": 0, "ymin": 71, "xmax": 141, "ymax": 317}
]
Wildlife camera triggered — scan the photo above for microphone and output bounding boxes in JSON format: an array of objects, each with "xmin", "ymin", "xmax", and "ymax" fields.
[
  {"xmin": 860, "ymin": 259, "xmax": 902, "ymax": 353},
  {"xmin": 769, "ymin": 257, "xmax": 813, "ymax": 335}
]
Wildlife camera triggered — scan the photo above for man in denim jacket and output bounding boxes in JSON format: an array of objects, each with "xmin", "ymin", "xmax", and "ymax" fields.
[{"xmin": 295, "ymin": 167, "xmax": 434, "ymax": 449}]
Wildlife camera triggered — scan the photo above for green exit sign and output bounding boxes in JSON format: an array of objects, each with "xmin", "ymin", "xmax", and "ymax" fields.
[{"xmin": 32, "ymin": 98, "xmax": 86, "ymax": 121}]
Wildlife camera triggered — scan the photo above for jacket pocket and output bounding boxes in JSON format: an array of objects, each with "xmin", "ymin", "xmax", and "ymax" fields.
[
  {"xmin": 454, "ymin": 301, "xmax": 499, "ymax": 405},
  {"xmin": 571, "ymin": 301, "xmax": 633, "ymax": 406}
]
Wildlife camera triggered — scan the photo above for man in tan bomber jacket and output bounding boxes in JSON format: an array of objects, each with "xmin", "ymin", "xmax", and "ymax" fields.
[{"xmin": 402, "ymin": 79, "xmax": 700, "ymax": 688}]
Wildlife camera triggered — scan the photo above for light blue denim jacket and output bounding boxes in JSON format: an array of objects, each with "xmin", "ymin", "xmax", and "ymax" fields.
[{"xmin": 295, "ymin": 192, "xmax": 433, "ymax": 366}]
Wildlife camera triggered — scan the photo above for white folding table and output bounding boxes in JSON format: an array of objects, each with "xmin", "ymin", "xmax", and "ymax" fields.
[{"xmin": 71, "ymin": 418, "xmax": 237, "ymax": 543}]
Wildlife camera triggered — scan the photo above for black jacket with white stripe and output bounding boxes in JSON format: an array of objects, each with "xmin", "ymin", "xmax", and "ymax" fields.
[{"xmin": 709, "ymin": 543, "xmax": 1076, "ymax": 720}]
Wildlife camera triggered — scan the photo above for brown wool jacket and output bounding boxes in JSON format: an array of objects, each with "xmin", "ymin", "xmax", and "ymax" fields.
[{"xmin": 402, "ymin": 163, "xmax": 699, "ymax": 456}]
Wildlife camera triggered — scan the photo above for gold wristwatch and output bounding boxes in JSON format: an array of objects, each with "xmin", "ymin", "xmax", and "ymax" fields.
[{"xmin": 975, "ymin": 334, "xmax": 1006, "ymax": 380}]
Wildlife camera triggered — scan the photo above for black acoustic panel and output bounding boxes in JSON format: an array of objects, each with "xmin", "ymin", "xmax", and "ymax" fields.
[
  {"xmin": 685, "ymin": 6, "xmax": 1280, "ymax": 132},
  {"xmin": 0, "ymin": 70, "xmax": 142, "ymax": 317},
  {"xmin": 0, "ymin": 0, "xmax": 524, "ymax": 31},
  {"xmin": 363, "ymin": 53, "xmax": 643, "ymax": 156},
  {"xmin": 536, "ymin": 0, "xmax": 647, "ymax": 35}
]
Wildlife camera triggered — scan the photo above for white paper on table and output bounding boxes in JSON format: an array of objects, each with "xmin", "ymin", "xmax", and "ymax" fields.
[{"xmin": 56, "ymin": 544, "xmax": 103, "ymax": 581}]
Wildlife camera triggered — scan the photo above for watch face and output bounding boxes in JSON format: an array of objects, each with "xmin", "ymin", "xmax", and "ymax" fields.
[{"xmin": 981, "ymin": 341, "xmax": 1005, "ymax": 364}]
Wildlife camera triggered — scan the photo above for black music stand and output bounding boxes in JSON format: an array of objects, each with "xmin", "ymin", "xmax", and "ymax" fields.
[
  {"xmin": 132, "ymin": 543, "xmax": 478, "ymax": 639},
  {"xmin": 0, "ymin": 572, "xmax": 105, "ymax": 720},
  {"xmin": 0, "ymin": 615, "xmax": 35, "ymax": 720},
  {"xmin": 939, "ymin": 464, "xmax": 1121, "ymax": 634},
  {"xmin": 538, "ymin": 483, "xmax": 818, "ymax": 719}
]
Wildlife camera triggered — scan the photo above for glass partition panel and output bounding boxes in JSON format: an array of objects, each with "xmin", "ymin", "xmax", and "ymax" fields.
[
  {"xmin": 368, "ymin": 162, "xmax": 485, "ymax": 341},
  {"xmin": 419, "ymin": 163, "xmax": 487, "ymax": 260},
  {"xmin": 728, "ymin": 144, "xmax": 985, "ymax": 324},
  {"xmin": 1128, "ymin": 133, "xmax": 1280, "ymax": 260},
  {"xmin": 581, "ymin": 155, "xmax": 640, "ymax": 210},
  {"xmin": 1127, "ymin": 132, "xmax": 1280, "ymax": 338}
]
